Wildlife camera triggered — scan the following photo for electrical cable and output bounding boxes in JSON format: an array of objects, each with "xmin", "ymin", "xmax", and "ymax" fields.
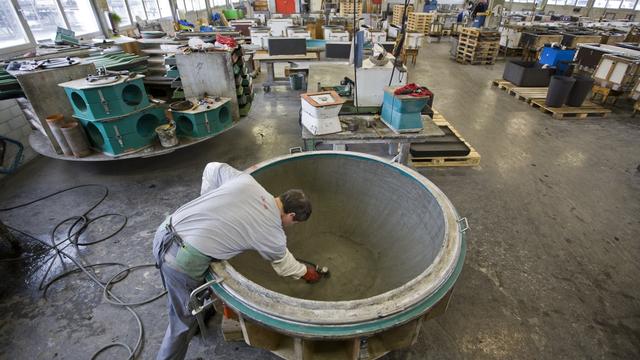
[
  {"xmin": 0, "ymin": 184, "xmax": 167, "ymax": 359},
  {"xmin": 388, "ymin": 0, "xmax": 411, "ymax": 87}
]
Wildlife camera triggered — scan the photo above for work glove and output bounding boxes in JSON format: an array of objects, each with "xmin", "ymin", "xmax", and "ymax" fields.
[{"xmin": 302, "ymin": 265, "xmax": 321, "ymax": 283}]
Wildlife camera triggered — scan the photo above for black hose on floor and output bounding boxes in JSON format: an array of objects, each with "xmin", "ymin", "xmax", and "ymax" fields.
[{"xmin": 0, "ymin": 184, "xmax": 166, "ymax": 359}]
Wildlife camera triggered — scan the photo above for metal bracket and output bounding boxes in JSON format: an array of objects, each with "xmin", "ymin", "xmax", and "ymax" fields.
[
  {"xmin": 98, "ymin": 89, "xmax": 111, "ymax": 114},
  {"xmin": 204, "ymin": 112, "xmax": 211, "ymax": 133},
  {"xmin": 188, "ymin": 277, "xmax": 223, "ymax": 344},
  {"xmin": 358, "ymin": 338, "xmax": 370, "ymax": 359},
  {"xmin": 114, "ymin": 126, "xmax": 124, "ymax": 147},
  {"xmin": 457, "ymin": 217, "xmax": 469, "ymax": 233},
  {"xmin": 289, "ymin": 146, "xmax": 302, "ymax": 154}
]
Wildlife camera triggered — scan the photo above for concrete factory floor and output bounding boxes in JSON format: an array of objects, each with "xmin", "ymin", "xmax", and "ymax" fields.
[{"xmin": 1, "ymin": 42, "xmax": 639, "ymax": 359}]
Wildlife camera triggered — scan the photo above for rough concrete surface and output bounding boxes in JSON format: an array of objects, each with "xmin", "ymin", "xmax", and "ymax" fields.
[{"xmin": 1, "ymin": 42, "xmax": 639, "ymax": 359}]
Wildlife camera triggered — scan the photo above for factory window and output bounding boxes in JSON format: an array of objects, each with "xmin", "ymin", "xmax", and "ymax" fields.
[
  {"xmin": 158, "ymin": 0, "xmax": 174, "ymax": 18},
  {"xmin": 606, "ymin": 0, "xmax": 622, "ymax": 7},
  {"xmin": 211, "ymin": 0, "xmax": 227, "ymax": 6},
  {"xmin": 575, "ymin": 0, "xmax": 588, "ymax": 5},
  {"xmin": 128, "ymin": 0, "xmax": 148, "ymax": 21},
  {"xmin": 635, "ymin": 0, "xmax": 640, "ymax": 8},
  {"xmin": 107, "ymin": 0, "xmax": 133, "ymax": 26},
  {"xmin": 61, "ymin": 0, "xmax": 100, "ymax": 35},
  {"xmin": 144, "ymin": 0, "xmax": 162, "ymax": 19},
  {"xmin": 16, "ymin": 0, "xmax": 66, "ymax": 43},
  {"xmin": 0, "ymin": 1, "xmax": 29, "ymax": 50},
  {"xmin": 593, "ymin": 0, "xmax": 608, "ymax": 7},
  {"xmin": 621, "ymin": 0, "xmax": 637, "ymax": 8}
]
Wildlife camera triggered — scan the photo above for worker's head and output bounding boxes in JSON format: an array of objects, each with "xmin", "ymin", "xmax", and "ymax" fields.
[{"xmin": 278, "ymin": 189, "xmax": 312, "ymax": 226}]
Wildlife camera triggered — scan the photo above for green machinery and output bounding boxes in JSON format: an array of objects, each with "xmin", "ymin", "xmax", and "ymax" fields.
[
  {"xmin": 59, "ymin": 74, "xmax": 167, "ymax": 156},
  {"xmin": 170, "ymin": 98, "xmax": 233, "ymax": 138}
]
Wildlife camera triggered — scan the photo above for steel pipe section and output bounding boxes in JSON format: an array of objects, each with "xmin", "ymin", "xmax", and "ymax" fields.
[{"xmin": 207, "ymin": 151, "xmax": 466, "ymax": 338}]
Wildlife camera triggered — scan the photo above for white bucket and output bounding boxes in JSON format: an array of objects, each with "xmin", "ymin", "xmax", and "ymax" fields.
[{"xmin": 156, "ymin": 123, "xmax": 179, "ymax": 148}]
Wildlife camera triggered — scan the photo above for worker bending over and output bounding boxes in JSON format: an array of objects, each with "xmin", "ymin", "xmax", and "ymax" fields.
[{"xmin": 153, "ymin": 162, "xmax": 322, "ymax": 360}]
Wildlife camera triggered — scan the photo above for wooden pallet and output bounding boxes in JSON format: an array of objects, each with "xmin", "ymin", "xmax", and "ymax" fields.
[
  {"xmin": 411, "ymin": 110, "xmax": 481, "ymax": 167},
  {"xmin": 459, "ymin": 28, "xmax": 500, "ymax": 41},
  {"xmin": 392, "ymin": 4, "xmax": 414, "ymax": 26},
  {"xmin": 529, "ymin": 99, "xmax": 612, "ymax": 119},
  {"xmin": 492, "ymin": 79, "xmax": 547, "ymax": 102},
  {"xmin": 499, "ymin": 46, "xmax": 523, "ymax": 57}
]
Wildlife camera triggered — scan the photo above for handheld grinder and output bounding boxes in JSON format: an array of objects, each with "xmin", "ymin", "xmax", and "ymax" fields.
[{"xmin": 300, "ymin": 259, "xmax": 331, "ymax": 279}]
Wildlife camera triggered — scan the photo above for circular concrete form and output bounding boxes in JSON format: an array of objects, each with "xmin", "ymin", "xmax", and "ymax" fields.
[{"xmin": 209, "ymin": 151, "xmax": 466, "ymax": 337}]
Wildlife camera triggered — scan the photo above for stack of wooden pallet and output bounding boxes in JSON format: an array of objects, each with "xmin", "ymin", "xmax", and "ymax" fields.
[
  {"xmin": 339, "ymin": 0, "xmax": 362, "ymax": 16},
  {"xmin": 456, "ymin": 27, "xmax": 500, "ymax": 65},
  {"xmin": 253, "ymin": 0, "xmax": 268, "ymax": 11},
  {"xmin": 407, "ymin": 12, "xmax": 435, "ymax": 35},
  {"xmin": 392, "ymin": 4, "xmax": 414, "ymax": 26}
]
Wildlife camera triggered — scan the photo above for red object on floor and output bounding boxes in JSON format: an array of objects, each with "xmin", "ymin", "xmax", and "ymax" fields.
[
  {"xmin": 394, "ymin": 83, "xmax": 433, "ymax": 97},
  {"xmin": 216, "ymin": 34, "xmax": 237, "ymax": 48}
]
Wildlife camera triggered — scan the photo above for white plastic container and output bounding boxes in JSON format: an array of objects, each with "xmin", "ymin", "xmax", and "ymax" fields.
[{"xmin": 300, "ymin": 91, "xmax": 346, "ymax": 135}]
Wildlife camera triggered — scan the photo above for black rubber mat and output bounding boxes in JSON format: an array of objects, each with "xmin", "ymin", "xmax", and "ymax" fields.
[{"xmin": 410, "ymin": 126, "xmax": 471, "ymax": 157}]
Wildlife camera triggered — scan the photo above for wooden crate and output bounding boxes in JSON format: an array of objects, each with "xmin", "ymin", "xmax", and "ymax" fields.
[
  {"xmin": 392, "ymin": 4, "xmax": 414, "ymax": 26},
  {"xmin": 530, "ymin": 99, "xmax": 611, "ymax": 119},
  {"xmin": 411, "ymin": 110, "xmax": 481, "ymax": 167},
  {"xmin": 407, "ymin": 13, "xmax": 435, "ymax": 34},
  {"xmin": 459, "ymin": 27, "xmax": 500, "ymax": 41},
  {"xmin": 253, "ymin": 0, "xmax": 268, "ymax": 11},
  {"xmin": 339, "ymin": 0, "xmax": 362, "ymax": 16}
]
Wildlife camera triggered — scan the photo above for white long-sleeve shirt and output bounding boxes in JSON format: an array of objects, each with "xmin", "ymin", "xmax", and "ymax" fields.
[{"xmin": 170, "ymin": 162, "xmax": 307, "ymax": 278}]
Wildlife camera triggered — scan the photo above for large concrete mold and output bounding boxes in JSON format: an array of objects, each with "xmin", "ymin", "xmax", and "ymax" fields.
[{"xmin": 207, "ymin": 151, "xmax": 467, "ymax": 359}]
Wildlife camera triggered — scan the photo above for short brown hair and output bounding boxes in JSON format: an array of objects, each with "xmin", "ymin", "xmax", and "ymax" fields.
[{"xmin": 279, "ymin": 189, "xmax": 312, "ymax": 221}]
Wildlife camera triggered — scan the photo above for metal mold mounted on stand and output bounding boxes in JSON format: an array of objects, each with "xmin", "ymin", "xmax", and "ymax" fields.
[
  {"xmin": 59, "ymin": 74, "xmax": 150, "ymax": 120},
  {"xmin": 75, "ymin": 105, "xmax": 167, "ymax": 156},
  {"xmin": 170, "ymin": 97, "xmax": 233, "ymax": 138}
]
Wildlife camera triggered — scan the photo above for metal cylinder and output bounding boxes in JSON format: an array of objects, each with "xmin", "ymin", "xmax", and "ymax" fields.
[
  {"xmin": 45, "ymin": 114, "xmax": 73, "ymax": 156},
  {"xmin": 208, "ymin": 151, "xmax": 467, "ymax": 359},
  {"xmin": 60, "ymin": 121, "xmax": 91, "ymax": 158}
]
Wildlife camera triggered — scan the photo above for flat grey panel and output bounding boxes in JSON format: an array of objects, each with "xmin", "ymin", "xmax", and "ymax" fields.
[
  {"xmin": 326, "ymin": 42, "xmax": 351, "ymax": 59},
  {"xmin": 268, "ymin": 38, "xmax": 307, "ymax": 56}
]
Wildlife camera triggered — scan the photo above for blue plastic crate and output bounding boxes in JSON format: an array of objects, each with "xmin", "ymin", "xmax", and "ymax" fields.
[
  {"xmin": 75, "ymin": 106, "xmax": 167, "ymax": 156},
  {"xmin": 60, "ymin": 75, "xmax": 150, "ymax": 120}
]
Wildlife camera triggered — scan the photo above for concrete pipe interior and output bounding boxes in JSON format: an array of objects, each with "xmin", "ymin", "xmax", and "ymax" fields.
[{"xmin": 227, "ymin": 153, "xmax": 455, "ymax": 306}]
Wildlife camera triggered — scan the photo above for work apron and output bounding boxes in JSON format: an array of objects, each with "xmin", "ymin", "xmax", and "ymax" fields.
[{"xmin": 154, "ymin": 218, "xmax": 216, "ymax": 286}]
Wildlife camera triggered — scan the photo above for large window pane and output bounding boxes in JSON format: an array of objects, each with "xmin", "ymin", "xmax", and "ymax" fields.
[
  {"xmin": 107, "ymin": 0, "xmax": 132, "ymax": 26},
  {"xmin": 593, "ymin": 0, "xmax": 608, "ymax": 7},
  {"xmin": 606, "ymin": 0, "xmax": 622, "ymax": 7},
  {"xmin": 61, "ymin": 0, "xmax": 99, "ymax": 35},
  {"xmin": 0, "ymin": 1, "xmax": 29, "ymax": 49},
  {"xmin": 143, "ymin": 0, "xmax": 161, "ymax": 19},
  {"xmin": 565, "ymin": 0, "xmax": 578, "ymax": 5},
  {"xmin": 576, "ymin": 0, "xmax": 588, "ymax": 5},
  {"xmin": 635, "ymin": 0, "xmax": 640, "ymax": 8},
  {"xmin": 128, "ymin": 0, "xmax": 147, "ymax": 21},
  {"xmin": 196, "ymin": 0, "xmax": 207, "ymax": 10},
  {"xmin": 621, "ymin": 0, "xmax": 636, "ymax": 8},
  {"xmin": 158, "ymin": 0, "xmax": 173, "ymax": 17},
  {"xmin": 17, "ymin": 0, "xmax": 66, "ymax": 42}
]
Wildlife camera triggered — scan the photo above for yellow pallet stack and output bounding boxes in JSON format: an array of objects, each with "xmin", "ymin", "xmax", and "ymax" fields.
[
  {"xmin": 392, "ymin": 4, "xmax": 414, "ymax": 26},
  {"xmin": 407, "ymin": 12, "xmax": 436, "ymax": 35},
  {"xmin": 456, "ymin": 27, "xmax": 500, "ymax": 65}
]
